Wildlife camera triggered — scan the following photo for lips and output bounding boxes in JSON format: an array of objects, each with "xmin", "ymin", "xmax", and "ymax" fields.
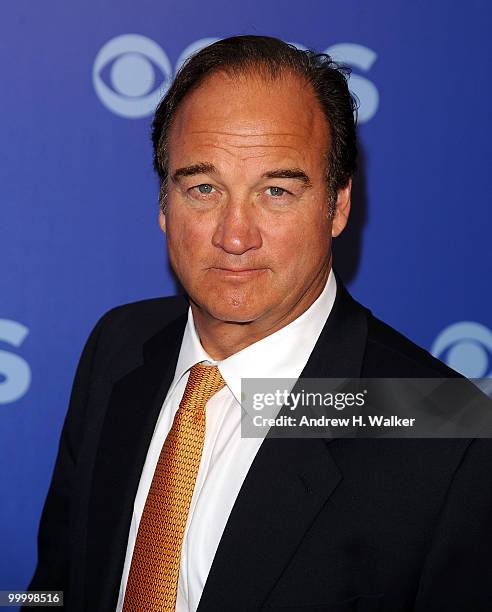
[
  {"xmin": 211, "ymin": 267, "xmax": 267, "ymax": 276},
  {"xmin": 218, "ymin": 268, "xmax": 260, "ymax": 273}
]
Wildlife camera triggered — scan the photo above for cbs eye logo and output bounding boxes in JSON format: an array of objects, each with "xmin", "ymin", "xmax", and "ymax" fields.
[
  {"xmin": 93, "ymin": 35, "xmax": 379, "ymax": 123},
  {"xmin": 92, "ymin": 34, "xmax": 173, "ymax": 119},
  {"xmin": 431, "ymin": 321, "xmax": 492, "ymax": 379}
]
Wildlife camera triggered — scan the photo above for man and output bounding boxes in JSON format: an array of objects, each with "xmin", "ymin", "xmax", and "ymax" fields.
[{"xmin": 26, "ymin": 36, "xmax": 492, "ymax": 611}]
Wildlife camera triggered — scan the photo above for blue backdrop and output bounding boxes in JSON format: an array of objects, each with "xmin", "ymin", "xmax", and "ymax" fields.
[{"xmin": 1, "ymin": 0, "xmax": 491, "ymax": 593}]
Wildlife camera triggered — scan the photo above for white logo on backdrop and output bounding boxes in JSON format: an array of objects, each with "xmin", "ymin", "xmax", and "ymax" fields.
[
  {"xmin": 0, "ymin": 320, "xmax": 31, "ymax": 405},
  {"xmin": 93, "ymin": 34, "xmax": 172, "ymax": 119},
  {"xmin": 175, "ymin": 37, "xmax": 220, "ymax": 73},
  {"xmin": 431, "ymin": 321, "xmax": 492, "ymax": 379},
  {"xmin": 325, "ymin": 43, "xmax": 379, "ymax": 123},
  {"xmin": 93, "ymin": 36, "xmax": 379, "ymax": 123}
]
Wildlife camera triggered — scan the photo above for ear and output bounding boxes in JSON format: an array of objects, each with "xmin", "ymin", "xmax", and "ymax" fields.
[
  {"xmin": 158, "ymin": 209, "xmax": 166, "ymax": 234},
  {"xmin": 331, "ymin": 178, "xmax": 352, "ymax": 238}
]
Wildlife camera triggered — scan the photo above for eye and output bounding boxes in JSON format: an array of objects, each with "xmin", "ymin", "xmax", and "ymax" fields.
[
  {"xmin": 92, "ymin": 34, "xmax": 172, "ymax": 119},
  {"xmin": 266, "ymin": 186, "xmax": 287, "ymax": 197},
  {"xmin": 195, "ymin": 184, "xmax": 215, "ymax": 194}
]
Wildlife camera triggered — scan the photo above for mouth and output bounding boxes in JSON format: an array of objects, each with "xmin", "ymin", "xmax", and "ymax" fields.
[{"xmin": 211, "ymin": 267, "xmax": 268, "ymax": 278}]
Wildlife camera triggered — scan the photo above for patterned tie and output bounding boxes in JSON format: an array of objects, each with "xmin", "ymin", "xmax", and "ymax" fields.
[{"xmin": 122, "ymin": 362, "xmax": 225, "ymax": 612}]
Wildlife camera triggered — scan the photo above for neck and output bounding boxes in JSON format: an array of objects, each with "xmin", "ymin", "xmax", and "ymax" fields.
[{"xmin": 191, "ymin": 262, "xmax": 332, "ymax": 360}]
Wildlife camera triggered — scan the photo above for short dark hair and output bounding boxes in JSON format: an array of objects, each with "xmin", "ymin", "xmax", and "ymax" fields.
[{"xmin": 152, "ymin": 35, "xmax": 357, "ymax": 214}]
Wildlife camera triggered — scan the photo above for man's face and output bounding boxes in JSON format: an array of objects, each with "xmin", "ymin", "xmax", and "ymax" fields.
[{"xmin": 161, "ymin": 70, "xmax": 350, "ymax": 328}]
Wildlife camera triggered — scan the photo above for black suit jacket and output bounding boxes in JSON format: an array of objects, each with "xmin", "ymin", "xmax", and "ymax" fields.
[{"xmin": 26, "ymin": 280, "xmax": 492, "ymax": 611}]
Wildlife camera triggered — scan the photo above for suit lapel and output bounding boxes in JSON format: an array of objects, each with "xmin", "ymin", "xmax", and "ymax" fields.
[
  {"xmin": 196, "ymin": 436, "xmax": 342, "ymax": 611},
  {"xmin": 85, "ymin": 312, "xmax": 187, "ymax": 612},
  {"xmin": 198, "ymin": 278, "xmax": 369, "ymax": 610}
]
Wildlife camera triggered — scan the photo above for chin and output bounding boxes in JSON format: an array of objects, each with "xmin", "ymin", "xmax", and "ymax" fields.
[
  {"xmin": 207, "ymin": 304, "xmax": 262, "ymax": 324},
  {"xmin": 193, "ymin": 294, "xmax": 265, "ymax": 325}
]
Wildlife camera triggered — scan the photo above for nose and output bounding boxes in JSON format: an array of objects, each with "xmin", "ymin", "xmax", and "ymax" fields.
[{"xmin": 211, "ymin": 199, "xmax": 262, "ymax": 255}]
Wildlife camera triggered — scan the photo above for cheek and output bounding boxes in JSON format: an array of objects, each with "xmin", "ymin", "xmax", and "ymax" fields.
[
  {"xmin": 166, "ymin": 210, "xmax": 210, "ymax": 263},
  {"xmin": 265, "ymin": 212, "xmax": 331, "ymax": 273}
]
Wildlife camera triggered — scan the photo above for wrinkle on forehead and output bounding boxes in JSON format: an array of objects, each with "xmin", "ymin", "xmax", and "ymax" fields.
[
  {"xmin": 189, "ymin": 137, "xmax": 312, "ymax": 151},
  {"xmin": 183, "ymin": 133, "xmax": 315, "ymax": 165},
  {"xmin": 189, "ymin": 130, "xmax": 304, "ymax": 137},
  {"xmin": 174, "ymin": 114, "xmax": 319, "ymax": 144}
]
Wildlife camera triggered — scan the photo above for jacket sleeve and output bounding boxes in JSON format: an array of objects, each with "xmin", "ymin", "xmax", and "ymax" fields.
[
  {"xmin": 414, "ymin": 438, "xmax": 492, "ymax": 611},
  {"xmin": 24, "ymin": 313, "xmax": 109, "ymax": 598}
]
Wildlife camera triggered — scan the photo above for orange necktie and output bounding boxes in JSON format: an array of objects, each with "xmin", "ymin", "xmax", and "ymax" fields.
[{"xmin": 122, "ymin": 362, "xmax": 225, "ymax": 612}]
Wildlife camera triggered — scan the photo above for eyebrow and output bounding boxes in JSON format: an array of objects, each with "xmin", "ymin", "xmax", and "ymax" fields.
[
  {"xmin": 171, "ymin": 163, "xmax": 217, "ymax": 182},
  {"xmin": 262, "ymin": 168, "xmax": 312, "ymax": 187},
  {"xmin": 171, "ymin": 163, "xmax": 312, "ymax": 187}
]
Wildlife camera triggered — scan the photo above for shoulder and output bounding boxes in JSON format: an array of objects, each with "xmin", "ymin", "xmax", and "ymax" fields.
[
  {"xmin": 333, "ymin": 276, "xmax": 458, "ymax": 379},
  {"xmin": 86, "ymin": 294, "xmax": 189, "ymax": 365},
  {"xmin": 362, "ymin": 311, "xmax": 460, "ymax": 378},
  {"xmin": 98, "ymin": 294, "xmax": 188, "ymax": 335}
]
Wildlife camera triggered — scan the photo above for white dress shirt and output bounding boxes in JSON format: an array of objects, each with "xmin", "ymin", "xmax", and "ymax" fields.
[{"xmin": 116, "ymin": 270, "xmax": 337, "ymax": 612}]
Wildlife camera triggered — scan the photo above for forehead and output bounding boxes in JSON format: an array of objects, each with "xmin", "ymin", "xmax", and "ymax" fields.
[{"xmin": 168, "ymin": 70, "xmax": 330, "ymax": 168}]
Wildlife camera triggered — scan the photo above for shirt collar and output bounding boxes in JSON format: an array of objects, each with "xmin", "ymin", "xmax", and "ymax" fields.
[{"xmin": 169, "ymin": 269, "xmax": 337, "ymax": 415}]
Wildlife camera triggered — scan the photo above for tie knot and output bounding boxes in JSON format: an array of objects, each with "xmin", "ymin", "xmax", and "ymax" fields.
[{"xmin": 180, "ymin": 363, "xmax": 225, "ymax": 410}]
